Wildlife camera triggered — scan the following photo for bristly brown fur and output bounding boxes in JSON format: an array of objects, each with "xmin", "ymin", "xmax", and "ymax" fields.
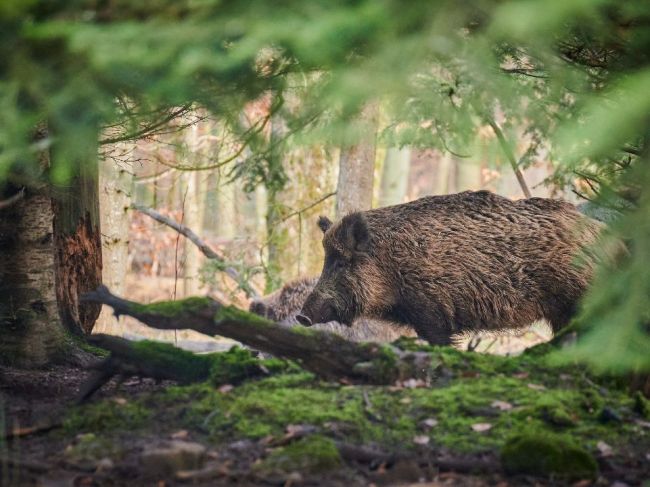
[{"xmin": 300, "ymin": 190, "xmax": 605, "ymax": 345}]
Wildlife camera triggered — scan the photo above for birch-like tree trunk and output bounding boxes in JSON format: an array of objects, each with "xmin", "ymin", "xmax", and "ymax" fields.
[
  {"xmin": 0, "ymin": 125, "xmax": 102, "ymax": 366},
  {"xmin": 264, "ymin": 112, "xmax": 287, "ymax": 292},
  {"xmin": 336, "ymin": 103, "xmax": 379, "ymax": 218},
  {"xmin": 378, "ymin": 147, "xmax": 411, "ymax": 207},
  {"xmin": 95, "ymin": 143, "xmax": 134, "ymax": 334},
  {"xmin": 0, "ymin": 189, "xmax": 64, "ymax": 367},
  {"xmin": 215, "ymin": 171, "xmax": 236, "ymax": 240},
  {"xmin": 455, "ymin": 159, "xmax": 482, "ymax": 192},
  {"xmin": 432, "ymin": 152, "xmax": 454, "ymax": 195}
]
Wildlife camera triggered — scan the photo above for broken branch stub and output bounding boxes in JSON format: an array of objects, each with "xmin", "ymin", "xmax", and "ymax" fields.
[{"xmin": 82, "ymin": 286, "xmax": 432, "ymax": 385}]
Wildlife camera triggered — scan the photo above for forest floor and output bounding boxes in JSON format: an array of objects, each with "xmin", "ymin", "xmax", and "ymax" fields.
[{"xmin": 2, "ymin": 339, "xmax": 650, "ymax": 486}]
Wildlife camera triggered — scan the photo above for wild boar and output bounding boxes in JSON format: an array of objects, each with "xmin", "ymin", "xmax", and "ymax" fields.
[
  {"xmin": 249, "ymin": 277, "xmax": 416, "ymax": 342},
  {"xmin": 297, "ymin": 190, "xmax": 604, "ymax": 345}
]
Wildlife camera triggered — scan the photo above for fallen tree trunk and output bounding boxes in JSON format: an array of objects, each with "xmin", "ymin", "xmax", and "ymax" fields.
[{"xmin": 82, "ymin": 286, "xmax": 432, "ymax": 385}]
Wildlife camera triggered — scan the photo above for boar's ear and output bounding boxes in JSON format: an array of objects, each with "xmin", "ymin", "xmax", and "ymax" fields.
[
  {"xmin": 341, "ymin": 212, "xmax": 370, "ymax": 254},
  {"xmin": 317, "ymin": 215, "xmax": 333, "ymax": 233}
]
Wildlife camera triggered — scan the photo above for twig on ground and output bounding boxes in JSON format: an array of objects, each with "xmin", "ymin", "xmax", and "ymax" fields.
[{"xmin": 3, "ymin": 420, "xmax": 62, "ymax": 441}]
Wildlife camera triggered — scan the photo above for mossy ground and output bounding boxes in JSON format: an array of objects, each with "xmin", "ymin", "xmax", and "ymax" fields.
[{"xmin": 56, "ymin": 342, "xmax": 650, "ymax": 483}]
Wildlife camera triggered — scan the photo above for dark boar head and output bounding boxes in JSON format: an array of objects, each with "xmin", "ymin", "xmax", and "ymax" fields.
[{"xmin": 297, "ymin": 212, "xmax": 392, "ymax": 327}]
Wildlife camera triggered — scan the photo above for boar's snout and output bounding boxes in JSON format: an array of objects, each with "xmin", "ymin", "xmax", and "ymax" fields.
[
  {"xmin": 296, "ymin": 314, "xmax": 312, "ymax": 326},
  {"xmin": 299, "ymin": 296, "xmax": 342, "ymax": 327}
]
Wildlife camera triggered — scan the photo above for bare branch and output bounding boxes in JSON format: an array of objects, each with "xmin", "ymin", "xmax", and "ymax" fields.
[
  {"xmin": 100, "ymin": 105, "xmax": 193, "ymax": 145},
  {"xmin": 622, "ymin": 145, "xmax": 642, "ymax": 157},
  {"xmin": 281, "ymin": 191, "xmax": 337, "ymax": 222},
  {"xmin": 0, "ymin": 187, "xmax": 25, "ymax": 211},
  {"xmin": 149, "ymin": 112, "xmax": 271, "ymax": 172},
  {"xmin": 500, "ymin": 68, "xmax": 548, "ymax": 79},
  {"xmin": 131, "ymin": 204, "xmax": 261, "ymax": 298},
  {"xmin": 485, "ymin": 118, "xmax": 532, "ymax": 198},
  {"xmin": 134, "ymin": 168, "xmax": 174, "ymax": 184}
]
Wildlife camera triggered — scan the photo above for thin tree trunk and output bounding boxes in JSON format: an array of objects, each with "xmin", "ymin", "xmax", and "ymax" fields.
[
  {"xmin": 95, "ymin": 143, "xmax": 134, "ymax": 334},
  {"xmin": 182, "ymin": 172, "xmax": 204, "ymax": 297},
  {"xmin": 378, "ymin": 147, "xmax": 411, "ymax": 207},
  {"xmin": 215, "ymin": 171, "xmax": 236, "ymax": 240},
  {"xmin": 455, "ymin": 159, "xmax": 482, "ymax": 192},
  {"xmin": 432, "ymin": 152, "xmax": 453, "ymax": 195},
  {"xmin": 336, "ymin": 103, "xmax": 378, "ymax": 218},
  {"xmin": 264, "ymin": 112, "xmax": 287, "ymax": 292}
]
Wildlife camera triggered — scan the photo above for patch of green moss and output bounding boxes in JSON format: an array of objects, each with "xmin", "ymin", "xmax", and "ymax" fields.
[
  {"xmin": 357, "ymin": 344, "xmax": 399, "ymax": 382},
  {"xmin": 213, "ymin": 305, "xmax": 273, "ymax": 326},
  {"xmin": 580, "ymin": 388, "xmax": 605, "ymax": 414},
  {"xmin": 288, "ymin": 323, "xmax": 319, "ymax": 336},
  {"xmin": 208, "ymin": 347, "xmax": 296, "ymax": 386},
  {"xmin": 501, "ymin": 432, "xmax": 598, "ymax": 480},
  {"xmin": 131, "ymin": 340, "xmax": 212, "ymax": 383},
  {"xmin": 64, "ymin": 433, "xmax": 123, "ymax": 463},
  {"xmin": 131, "ymin": 296, "xmax": 213, "ymax": 317},
  {"xmin": 255, "ymin": 435, "xmax": 341, "ymax": 474},
  {"xmin": 66, "ymin": 332, "xmax": 110, "ymax": 358},
  {"xmin": 534, "ymin": 397, "xmax": 576, "ymax": 427},
  {"xmin": 63, "ymin": 399, "xmax": 151, "ymax": 434},
  {"xmin": 634, "ymin": 391, "xmax": 650, "ymax": 419}
]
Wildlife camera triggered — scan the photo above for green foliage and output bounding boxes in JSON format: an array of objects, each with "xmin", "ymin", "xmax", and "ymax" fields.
[{"xmin": 255, "ymin": 435, "xmax": 342, "ymax": 475}]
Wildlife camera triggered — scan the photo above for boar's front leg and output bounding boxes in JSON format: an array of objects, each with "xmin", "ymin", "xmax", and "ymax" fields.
[
  {"xmin": 389, "ymin": 304, "xmax": 455, "ymax": 345},
  {"xmin": 414, "ymin": 325, "xmax": 455, "ymax": 346}
]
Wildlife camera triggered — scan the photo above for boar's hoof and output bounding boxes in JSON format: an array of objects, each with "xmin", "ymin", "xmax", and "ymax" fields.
[{"xmin": 296, "ymin": 314, "xmax": 313, "ymax": 327}]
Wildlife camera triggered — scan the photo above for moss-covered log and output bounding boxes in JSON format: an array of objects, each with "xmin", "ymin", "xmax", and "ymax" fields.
[
  {"xmin": 77, "ymin": 335, "xmax": 292, "ymax": 401},
  {"xmin": 82, "ymin": 286, "xmax": 432, "ymax": 385}
]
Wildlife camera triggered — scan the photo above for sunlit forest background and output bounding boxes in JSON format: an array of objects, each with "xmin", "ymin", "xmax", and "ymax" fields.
[{"xmin": 100, "ymin": 103, "xmax": 561, "ymax": 352}]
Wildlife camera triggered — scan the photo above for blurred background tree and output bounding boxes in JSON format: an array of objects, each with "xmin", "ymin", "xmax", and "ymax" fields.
[{"xmin": 0, "ymin": 0, "xmax": 648, "ymax": 370}]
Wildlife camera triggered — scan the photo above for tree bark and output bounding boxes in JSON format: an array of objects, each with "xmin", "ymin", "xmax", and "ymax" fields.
[
  {"xmin": 378, "ymin": 147, "xmax": 411, "ymax": 207},
  {"xmin": 264, "ymin": 112, "xmax": 287, "ymax": 292},
  {"xmin": 0, "ymin": 189, "xmax": 65, "ymax": 367},
  {"xmin": 0, "ymin": 124, "xmax": 102, "ymax": 365},
  {"xmin": 95, "ymin": 142, "xmax": 133, "ymax": 334},
  {"xmin": 52, "ymin": 150, "xmax": 103, "ymax": 335},
  {"xmin": 336, "ymin": 103, "xmax": 379, "ymax": 218},
  {"xmin": 455, "ymin": 159, "xmax": 482, "ymax": 192},
  {"xmin": 432, "ymin": 151, "xmax": 453, "ymax": 195}
]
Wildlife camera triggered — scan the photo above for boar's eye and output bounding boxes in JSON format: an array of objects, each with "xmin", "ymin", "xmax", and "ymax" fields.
[{"xmin": 325, "ymin": 251, "xmax": 348, "ymax": 271}]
